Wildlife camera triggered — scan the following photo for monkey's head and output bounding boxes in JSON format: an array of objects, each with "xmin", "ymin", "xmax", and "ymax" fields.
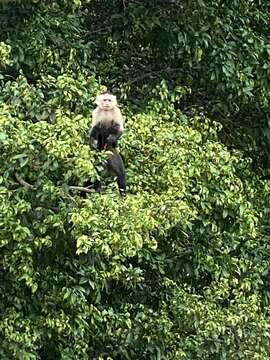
[{"xmin": 95, "ymin": 93, "xmax": 117, "ymax": 111}]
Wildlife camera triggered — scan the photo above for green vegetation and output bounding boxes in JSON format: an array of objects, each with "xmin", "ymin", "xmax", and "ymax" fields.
[{"xmin": 0, "ymin": 1, "xmax": 269, "ymax": 359}]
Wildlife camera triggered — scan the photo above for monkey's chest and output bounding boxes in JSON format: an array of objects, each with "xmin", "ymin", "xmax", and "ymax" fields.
[
  {"xmin": 97, "ymin": 119, "xmax": 115, "ymax": 128},
  {"xmin": 99, "ymin": 111, "xmax": 115, "ymax": 123}
]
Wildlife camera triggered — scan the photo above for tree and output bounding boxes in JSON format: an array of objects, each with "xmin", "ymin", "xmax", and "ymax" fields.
[{"xmin": 0, "ymin": 1, "xmax": 270, "ymax": 359}]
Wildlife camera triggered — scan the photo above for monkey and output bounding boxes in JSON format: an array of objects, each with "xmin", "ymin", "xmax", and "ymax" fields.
[
  {"xmin": 94, "ymin": 140, "xmax": 126, "ymax": 196},
  {"xmin": 89, "ymin": 92, "xmax": 124, "ymax": 150},
  {"xmin": 88, "ymin": 93, "xmax": 126, "ymax": 196}
]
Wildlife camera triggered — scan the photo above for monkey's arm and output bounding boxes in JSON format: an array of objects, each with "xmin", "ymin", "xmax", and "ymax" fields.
[
  {"xmin": 109, "ymin": 121, "xmax": 123, "ymax": 136},
  {"xmin": 88, "ymin": 124, "xmax": 99, "ymax": 149},
  {"xmin": 106, "ymin": 122, "xmax": 123, "ymax": 148}
]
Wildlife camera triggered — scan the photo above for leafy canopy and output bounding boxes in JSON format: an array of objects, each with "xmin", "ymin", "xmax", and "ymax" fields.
[{"xmin": 0, "ymin": 1, "xmax": 270, "ymax": 359}]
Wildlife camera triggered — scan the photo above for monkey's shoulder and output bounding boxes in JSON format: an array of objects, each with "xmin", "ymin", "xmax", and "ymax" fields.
[{"xmin": 94, "ymin": 107, "xmax": 122, "ymax": 120}]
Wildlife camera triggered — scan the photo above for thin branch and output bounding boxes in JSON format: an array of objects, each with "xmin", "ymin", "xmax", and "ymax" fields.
[
  {"xmin": 128, "ymin": 67, "xmax": 183, "ymax": 85},
  {"xmin": 68, "ymin": 186, "xmax": 95, "ymax": 193},
  {"xmin": 15, "ymin": 172, "xmax": 36, "ymax": 190},
  {"xmin": 84, "ymin": 29, "xmax": 110, "ymax": 37},
  {"xmin": 15, "ymin": 172, "xmax": 96, "ymax": 194}
]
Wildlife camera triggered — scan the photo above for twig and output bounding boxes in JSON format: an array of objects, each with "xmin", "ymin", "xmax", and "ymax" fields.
[
  {"xmin": 15, "ymin": 172, "xmax": 96, "ymax": 194},
  {"xmin": 15, "ymin": 172, "xmax": 95, "ymax": 193},
  {"xmin": 128, "ymin": 67, "xmax": 183, "ymax": 85},
  {"xmin": 84, "ymin": 29, "xmax": 109, "ymax": 37},
  {"xmin": 15, "ymin": 172, "xmax": 36, "ymax": 190},
  {"xmin": 69, "ymin": 185, "xmax": 95, "ymax": 193}
]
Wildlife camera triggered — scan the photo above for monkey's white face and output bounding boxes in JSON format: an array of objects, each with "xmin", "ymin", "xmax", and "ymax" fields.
[{"xmin": 97, "ymin": 94, "xmax": 116, "ymax": 111}]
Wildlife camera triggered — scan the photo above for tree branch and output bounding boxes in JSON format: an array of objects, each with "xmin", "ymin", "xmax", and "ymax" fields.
[
  {"xmin": 15, "ymin": 173, "xmax": 95, "ymax": 194},
  {"xmin": 15, "ymin": 172, "xmax": 36, "ymax": 190},
  {"xmin": 69, "ymin": 185, "xmax": 95, "ymax": 193},
  {"xmin": 128, "ymin": 67, "xmax": 183, "ymax": 85}
]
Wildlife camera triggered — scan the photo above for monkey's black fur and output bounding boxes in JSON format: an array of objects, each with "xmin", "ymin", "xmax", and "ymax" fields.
[
  {"xmin": 89, "ymin": 121, "xmax": 121, "ymax": 150},
  {"xmin": 89, "ymin": 123, "xmax": 126, "ymax": 195},
  {"xmin": 105, "ymin": 146, "xmax": 126, "ymax": 195}
]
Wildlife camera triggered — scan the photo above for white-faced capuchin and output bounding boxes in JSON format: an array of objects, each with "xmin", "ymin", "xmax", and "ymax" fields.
[
  {"xmin": 89, "ymin": 92, "xmax": 124, "ymax": 150},
  {"xmin": 88, "ymin": 92, "xmax": 126, "ymax": 195}
]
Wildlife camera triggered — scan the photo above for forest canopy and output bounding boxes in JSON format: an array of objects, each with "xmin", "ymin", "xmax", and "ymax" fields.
[{"xmin": 0, "ymin": 1, "xmax": 270, "ymax": 359}]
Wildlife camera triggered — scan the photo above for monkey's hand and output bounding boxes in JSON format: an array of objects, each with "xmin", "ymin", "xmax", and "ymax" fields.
[{"xmin": 106, "ymin": 134, "xmax": 118, "ymax": 148}]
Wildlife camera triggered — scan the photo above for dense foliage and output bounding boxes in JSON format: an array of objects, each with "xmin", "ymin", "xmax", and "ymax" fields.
[{"xmin": 0, "ymin": 1, "xmax": 270, "ymax": 359}]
